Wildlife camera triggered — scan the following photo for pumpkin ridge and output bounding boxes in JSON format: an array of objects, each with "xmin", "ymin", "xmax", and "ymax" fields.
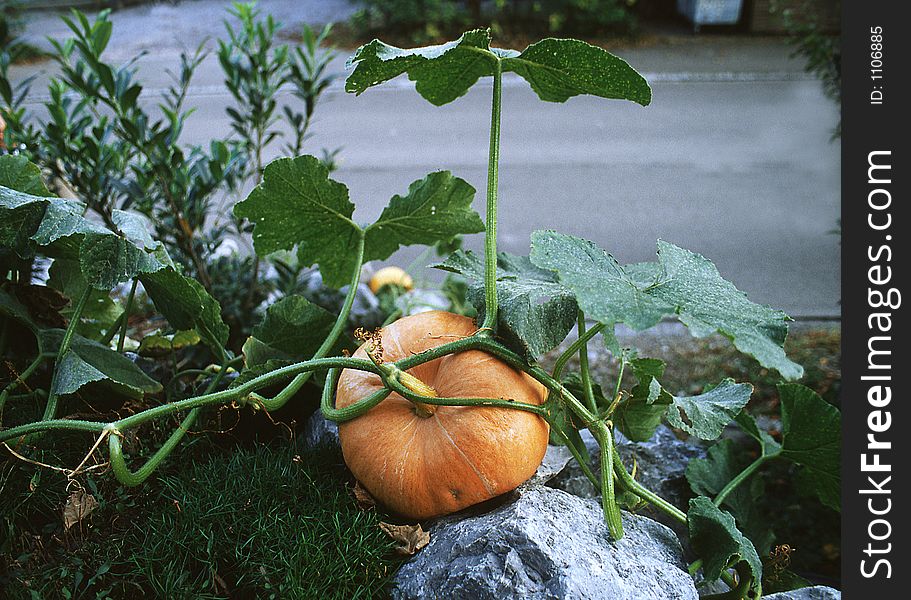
[
  {"xmin": 397, "ymin": 417, "xmax": 422, "ymax": 498},
  {"xmin": 432, "ymin": 413, "xmax": 496, "ymax": 496}
]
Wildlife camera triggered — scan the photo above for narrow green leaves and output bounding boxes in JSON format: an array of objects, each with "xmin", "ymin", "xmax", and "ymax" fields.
[
  {"xmin": 778, "ymin": 383, "xmax": 841, "ymax": 511},
  {"xmin": 501, "ymin": 38, "xmax": 651, "ymax": 105},
  {"xmin": 364, "ymin": 171, "xmax": 484, "ymax": 262},
  {"xmin": 688, "ymin": 496, "xmax": 763, "ymax": 587},
  {"xmin": 434, "ymin": 250, "xmax": 577, "ymax": 359},
  {"xmin": 235, "ymin": 158, "xmax": 483, "ymax": 288},
  {"xmin": 346, "ymin": 29, "xmax": 651, "ymax": 107},
  {"xmin": 233, "ymin": 156, "xmax": 359, "ymax": 288}
]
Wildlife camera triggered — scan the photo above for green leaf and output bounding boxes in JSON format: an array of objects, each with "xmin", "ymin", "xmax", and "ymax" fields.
[
  {"xmin": 501, "ymin": 38, "xmax": 651, "ymax": 105},
  {"xmin": 41, "ymin": 331, "xmax": 161, "ymax": 399},
  {"xmin": 614, "ymin": 358, "xmax": 751, "ymax": 442},
  {"xmin": 48, "ymin": 259, "xmax": 122, "ymax": 340},
  {"xmin": 686, "ymin": 439, "xmax": 775, "ymax": 555},
  {"xmin": 434, "ymin": 249, "xmax": 577, "ymax": 359},
  {"xmin": 665, "ymin": 379, "xmax": 753, "ymax": 441},
  {"xmin": 345, "ymin": 30, "xmax": 651, "ymax": 107},
  {"xmin": 79, "ymin": 232, "xmax": 164, "ymax": 290},
  {"xmin": 613, "ymin": 358, "xmax": 674, "ymax": 442},
  {"xmin": 778, "ymin": 383, "xmax": 841, "ymax": 511},
  {"xmin": 112, "ymin": 209, "xmax": 158, "ymax": 251},
  {"xmin": 243, "ymin": 295, "xmax": 338, "ymax": 367},
  {"xmin": 30, "ymin": 198, "xmax": 108, "ymax": 257},
  {"xmin": 0, "ymin": 187, "xmax": 50, "ymax": 258},
  {"xmin": 0, "ymin": 155, "xmax": 53, "ymax": 197},
  {"xmin": 635, "ymin": 241, "xmax": 803, "ymax": 380},
  {"xmin": 734, "ymin": 411, "xmax": 782, "ymax": 459},
  {"xmin": 233, "ymin": 156, "xmax": 362, "ymax": 288},
  {"xmin": 364, "ymin": 171, "xmax": 484, "ymax": 262},
  {"xmin": 529, "ymin": 230, "xmax": 668, "ymax": 331},
  {"xmin": 688, "ymin": 496, "xmax": 763, "ymax": 586},
  {"xmin": 138, "ymin": 330, "xmax": 201, "ymax": 357},
  {"xmin": 0, "ymin": 286, "xmax": 39, "ymax": 332},
  {"xmin": 346, "ymin": 30, "xmax": 498, "ymax": 106},
  {"xmin": 140, "ymin": 268, "xmax": 229, "ymax": 358}
]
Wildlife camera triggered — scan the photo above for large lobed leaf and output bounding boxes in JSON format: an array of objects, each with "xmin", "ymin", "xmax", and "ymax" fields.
[
  {"xmin": 40, "ymin": 330, "xmax": 161, "ymax": 400},
  {"xmin": 346, "ymin": 29, "xmax": 651, "ymax": 107},
  {"xmin": 530, "ymin": 230, "xmax": 803, "ymax": 380},
  {"xmin": 364, "ymin": 171, "xmax": 484, "ymax": 262},
  {"xmin": 688, "ymin": 496, "xmax": 763, "ymax": 587},
  {"xmin": 530, "ymin": 230, "xmax": 667, "ymax": 331},
  {"xmin": 234, "ymin": 157, "xmax": 484, "ymax": 289},
  {"xmin": 242, "ymin": 295, "xmax": 338, "ymax": 367},
  {"xmin": 613, "ymin": 357, "xmax": 752, "ymax": 442},
  {"xmin": 636, "ymin": 241, "xmax": 802, "ymax": 380},
  {"xmin": 233, "ymin": 155, "xmax": 360, "ymax": 288},
  {"xmin": 777, "ymin": 383, "xmax": 841, "ymax": 511},
  {"xmin": 434, "ymin": 249, "xmax": 577, "ymax": 359}
]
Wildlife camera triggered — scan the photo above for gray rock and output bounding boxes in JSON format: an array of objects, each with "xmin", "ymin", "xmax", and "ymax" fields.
[
  {"xmin": 762, "ymin": 586, "xmax": 841, "ymax": 600},
  {"xmin": 549, "ymin": 425, "xmax": 705, "ymax": 531},
  {"xmin": 302, "ymin": 411, "xmax": 339, "ymax": 448},
  {"xmin": 521, "ymin": 444, "xmax": 574, "ymax": 488},
  {"xmin": 392, "ymin": 486, "xmax": 699, "ymax": 600}
]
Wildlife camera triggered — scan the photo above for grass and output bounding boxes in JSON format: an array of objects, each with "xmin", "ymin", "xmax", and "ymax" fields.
[{"xmin": 2, "ymin": 442, "xmax": 401, "ymax": 599}]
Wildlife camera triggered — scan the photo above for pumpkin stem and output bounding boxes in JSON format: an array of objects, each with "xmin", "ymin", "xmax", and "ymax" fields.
[{"xmin": 396, "ymin": 370, "xmax": 438, "ymax": 418}]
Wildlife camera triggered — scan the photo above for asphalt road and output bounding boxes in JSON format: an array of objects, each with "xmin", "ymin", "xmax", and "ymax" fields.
[
  {"xmin": 190, "ymin": 74, "xmax": 840, "ymax": 318},
  {"xmin": 11, "ymin": 5, "xmax": 841, "ymax": 318}
]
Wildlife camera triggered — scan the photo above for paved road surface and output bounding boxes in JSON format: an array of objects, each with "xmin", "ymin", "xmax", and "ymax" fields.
[{"xmin": 10, "ymin": 4, "xmax": 841, "ymax": 318}]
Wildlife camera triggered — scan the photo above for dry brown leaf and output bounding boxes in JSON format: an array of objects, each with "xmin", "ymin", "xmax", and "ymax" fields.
[
  {"xmin": 353, "ymin": 481, "xmax": 376, "ymax": 510},
  {"xmin": 379, "ymin": 522, "xmax": 430, "ymax": 556},
  {"xmin": 63, "ymin": 490, "xmax": 98, "ymax": 530}
]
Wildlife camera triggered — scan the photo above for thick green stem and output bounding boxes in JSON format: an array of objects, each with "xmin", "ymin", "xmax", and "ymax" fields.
[
  {"xmin": 258, "ymin": 234, "xmax": 366, "ymax": 412},
  {"xmin": 576, "ymin": 312, "xmax": 599, "ymax": 414},
  {"xmin": 42, "ymin": 286, "xmax": 92, "ymax": 422},
  {"xmin": 551, "ymin": 322, "xmax": 606, "ymax": 381},
  {"xmin": 117, "ymin": 278, "xmax": 138, "ymax": 353},
  {"xmin": 593, "ymin": 422, "xmax": 624, "ymax": 539},
  {"xmin": 320, "ymin": 367, "xmax": 392, "ymax": 422},
  {"xmin": 700, "ymin": 562, "xmax": 756, "ymax": 600},
  {"xmin": 480, "ymin": 59, "xmax": 502, "ymax": 332},
  {"xmin": 548, "ymin": 422, "xmax": 601, "ymax": 489},
  {"xmin": 613, "ymin": 451, "xmax": 688, "ymax": 525},
  {"xmin": 714, "ymin": 455, "xmax": 767, "ymax": 507},
  {"xmin": 109, "ymin": 408, "xmax": 199, "ymax": 486},
  {"xmin": 0, "ymin": 418, "xmax": 109, "ymax": 443},
  {"xmin": 385, "ymin": 374, "xmax": 547, "ymax": 417}
]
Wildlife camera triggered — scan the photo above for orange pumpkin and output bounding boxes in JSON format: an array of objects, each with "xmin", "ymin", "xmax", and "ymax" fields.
[{"xmin": 336, "ymin": 311, "xmax": 549, "ymax": 519}]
